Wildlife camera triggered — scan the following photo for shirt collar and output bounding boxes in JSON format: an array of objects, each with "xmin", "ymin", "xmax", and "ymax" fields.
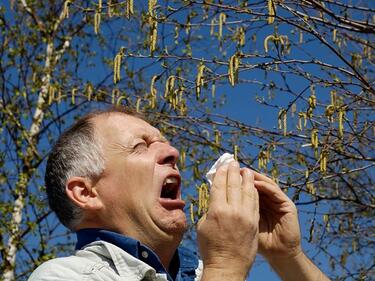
[{"xmin": 76, "ymin": 228, "xmax": 180, "ymax": 281}]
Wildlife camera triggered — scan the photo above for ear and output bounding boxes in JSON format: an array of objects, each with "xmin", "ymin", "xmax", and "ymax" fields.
[{"xmin": 66, "ymin": 177, "xmax": 103, "ymax": 210}]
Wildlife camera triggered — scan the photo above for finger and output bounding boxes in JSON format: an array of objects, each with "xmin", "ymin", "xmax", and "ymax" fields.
[
  {"xmin": 254, "ymin": 180, "xmax": 292, "ymax": 205},
  {"xmin": 258, "ymin": 193, "xmax": 281, "ymax": 212},
  {"xmin": 253, "ymin": 171, "xmax": 278, "ymax": 186},
  {"xmin": 241, "ymin": 168, "xmax": 259, "ymax": 213},
  {"xmin": 209, "ymin": 164, "xmax": 229, "ymax": 208},
  {"xmin": 227, "ymin": 161, "xmax": 242, "ymax": 205}
]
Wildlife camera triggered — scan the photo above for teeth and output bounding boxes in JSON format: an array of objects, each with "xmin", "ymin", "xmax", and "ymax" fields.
[{"xmin": 163, "ymin": 176, "xmax": 178, "ymax": 186}]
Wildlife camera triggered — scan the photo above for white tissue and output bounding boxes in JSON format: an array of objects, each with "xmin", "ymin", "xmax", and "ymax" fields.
[{"xmin": 205, "ymin": 153, "xmax": 235, "ymax": 186}]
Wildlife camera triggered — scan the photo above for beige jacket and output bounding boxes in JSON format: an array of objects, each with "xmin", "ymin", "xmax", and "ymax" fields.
[{"xmin": 28, "ymin": 240, "xmax": 203, "ymax": 281}]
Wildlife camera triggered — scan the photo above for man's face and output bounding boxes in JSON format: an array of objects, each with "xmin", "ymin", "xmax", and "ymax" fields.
[{"xmin": 93, "ymin": 113, "xmax": 187, "ymax": 244}]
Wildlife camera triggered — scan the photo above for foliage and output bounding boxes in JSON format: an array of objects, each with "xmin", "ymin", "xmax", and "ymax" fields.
[{"xmin": 0, "ymin": 1, "xmax": 374, "ymax": 280}]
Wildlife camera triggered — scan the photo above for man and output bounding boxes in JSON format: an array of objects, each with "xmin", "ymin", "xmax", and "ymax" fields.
[{"xmin": 28, "ymin": 107, "xmax": 331, "ymax": 281}]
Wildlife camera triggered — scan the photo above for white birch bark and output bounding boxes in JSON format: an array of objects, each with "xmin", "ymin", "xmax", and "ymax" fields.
[{"xmin": 2, "ymin": 3, "xmax": 71, "ymax": 280}]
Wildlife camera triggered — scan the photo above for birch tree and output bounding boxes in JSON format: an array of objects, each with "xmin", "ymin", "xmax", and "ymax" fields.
[{"xmin": 1, "ymin": 1, "xmax": 374, "ymax": 280}]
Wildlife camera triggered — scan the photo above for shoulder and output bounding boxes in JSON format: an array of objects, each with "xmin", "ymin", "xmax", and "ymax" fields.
[{"xmin": 27, "ymin": 255, "xmax": 90, "ymax": 281}]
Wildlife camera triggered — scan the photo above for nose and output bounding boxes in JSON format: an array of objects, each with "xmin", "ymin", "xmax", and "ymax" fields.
[{"xmin": 156, "ymin": 142, "xmax": 179, "ymax": 167}]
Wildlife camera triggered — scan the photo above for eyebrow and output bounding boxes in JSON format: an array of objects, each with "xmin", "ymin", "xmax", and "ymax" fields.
[
  {"xmin": 108, "ymin": 132, "xmax": 170, "ymax": 155},
  {"xmin": 142, "ymin": 133, "xmax": 169, "ymax": 143}
]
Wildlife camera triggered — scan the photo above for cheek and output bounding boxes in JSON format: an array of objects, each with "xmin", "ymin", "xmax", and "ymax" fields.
[
  {"xmin": 98, "ymin": 157, "xmax": 158, "ymax": 207},
  {"xmin": 124, "ymin": 158, "xmax": 157, "ymax": 186}
]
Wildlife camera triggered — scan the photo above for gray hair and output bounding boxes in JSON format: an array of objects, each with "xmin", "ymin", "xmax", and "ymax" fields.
[
  {"xmin": 45, "ymin": 107, "xmax": 146, "ymax": 230},
  {"xmin": 45, "ymin": 114, "xmax": 104, "ymax": 229}
]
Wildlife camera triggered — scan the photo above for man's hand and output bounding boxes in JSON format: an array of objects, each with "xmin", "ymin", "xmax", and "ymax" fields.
[
  {"xmin": 253, "ymin": 171, "xmax": 301, "ymax": 260},
  {"xmin": 197, "ymin": 162, "xmax": 259, "ymax": 281},
  {"xmin": 254, "ymin": 172, "xmax": 331, "ymax": 281}
]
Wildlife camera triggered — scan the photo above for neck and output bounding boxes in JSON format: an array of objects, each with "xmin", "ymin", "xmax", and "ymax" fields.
[
  {"xmin": 155, "ymin": 243, "xmax": 179, "ymax": 270},
  {"xmin": 78, "ymin": 218, "xmax": 183, "ymax": 270}
]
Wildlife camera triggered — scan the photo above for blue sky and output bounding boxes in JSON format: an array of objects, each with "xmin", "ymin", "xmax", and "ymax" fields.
[
  {"xmin": 181, "ymin": 84, "xmax": 328, "ymax": 281},
  {"xmin": 3, "ymin": 1, "xmax": 373, "ymax": 280}
]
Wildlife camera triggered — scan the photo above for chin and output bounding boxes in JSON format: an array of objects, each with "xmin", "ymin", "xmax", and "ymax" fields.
[{"xmin": 156, "ymin": 209, "xmax": 188, "ymax": 236}]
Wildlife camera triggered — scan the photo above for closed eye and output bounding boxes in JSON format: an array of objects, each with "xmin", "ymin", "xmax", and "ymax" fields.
[{"xmin": 133, "ymin": 141, "xmax": 148, "ymax": 152}]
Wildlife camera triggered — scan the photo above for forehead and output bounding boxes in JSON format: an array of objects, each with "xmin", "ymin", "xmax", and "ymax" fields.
[{"xmin": 93, "ymin": 113, "xmax": 162, "ymax": 143}]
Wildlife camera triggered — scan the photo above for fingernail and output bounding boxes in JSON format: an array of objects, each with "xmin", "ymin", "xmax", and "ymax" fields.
[{"xmin": 230, "ymin": 161, "xmax": 239, "ymax": 168}]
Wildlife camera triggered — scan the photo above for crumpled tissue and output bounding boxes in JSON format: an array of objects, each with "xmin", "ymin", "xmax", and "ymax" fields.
[{"xmin": 205, "ymin": 153, "xmax": 235, "ymax": 186}]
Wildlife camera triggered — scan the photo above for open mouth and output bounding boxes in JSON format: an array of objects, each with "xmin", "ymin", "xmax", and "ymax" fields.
[
  {"xmin": 159, "ymin": 175, "xmax": 185, "ymax": 210},
  {"xmin": 160, "ymin": 176, "xmax": 180, "ymax": 200}
]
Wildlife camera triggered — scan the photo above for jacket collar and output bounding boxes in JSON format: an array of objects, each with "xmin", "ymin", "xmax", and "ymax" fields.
[{"xmin": 76, "ymin": 228, "xmax": 197, "ymax": 281}]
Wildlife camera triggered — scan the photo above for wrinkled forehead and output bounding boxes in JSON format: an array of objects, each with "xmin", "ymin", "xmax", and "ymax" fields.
[{"xmin": 92, "ymin": 113, "xmax": 163, "ymax": 144}]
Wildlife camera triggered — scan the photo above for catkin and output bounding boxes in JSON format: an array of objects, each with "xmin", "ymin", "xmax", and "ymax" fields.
[
  {"xmin": 297, "ymin": 112, "xmax": 303, "ymax": 131},
  {"xmin": 148, "ymin": 0, "xmax": 158, "ymax": 54},
  {"xmin": 325, "ymin": 105, "xmax": 335, "ymax": 122},
  {"xmin": 351, "ymin": 53, "xmax": 362, "ymax": 68},
  {"xmin": 203, "ymin": 184, "xmax": 209, "ymax": 211},
  {"xmin": 86, "ymin": 83, "xmax": 93, "ymax": 101},
  {"xmin": 179, "ymin": 99, "xmax": 186, "ymax": 115},
  {"xmin": 211, "ymin": 82, "xmax": 216, "ymax": 98},
  {"xmin": 150, "ymin": 75, "xmax": 158, "ymax": 97},
  {"xmin": 267, "ymin": 0, "xmax": 276, "ymax": 24},
  {"xmin": 309, "ymin": 94, "xmax": 316, "ymax": 108},
  {"xmin": 311, "ymin": 129, "xmax": 318, "ymax": 149},
  {"xmin": 238, "ymin": 27, "xmax": 245, "ymax": 46},
  {"xmin": 94, "ymin": 0, "xmax": 102, "ymax": 34},
  {"xmin": 228, "ymin": 54, "xmax": 239, "ymax": 86},
  {"xmin": 210, "ymin": 18, "xmax": 216, "ymax": 36},
  {"xmin": 215, "ymin": 130, "xmax": 220, "ymax": 146},
  {"xmin": 71, "ymin": 88, "xmax": 77, "ymax": 104},
  {"xmin": 320, "ymin": 150, "xmax": 328, "ymax": 174},
  {"xmin": 196, "ymin": 64, "xmax": 205, "ymax": 99},
  {"xmin": 190, "ymin": 203, "xmax": 195, "ymax": 224},
  {"xmin": 94, "ymin": 13, "xmax": 101, "ymax": 34},
  {"xmin": 116, "ymin": 95, "xmax": 127, "ymax": 105},
  {"xmin": 48, "ymin": 84, "xmax": 55, "ymax": 105},
  {"xmin": 197, "ymin": 183, "xmax": 209, "ymax": 215},
  {"xmin": 178, "ymin": 86, "xmax": 185, "ymax": 111},
  {"xmin": 198, "ymin": 186, "xmax": 202, "ymax": 215},
  {"xmin": 113, "ymin": 48, "xmax": 125, "ymax": 84},
  {"xmin": 264, "ymin": 34, "xmax": 288, "ymax": 53},
  {"xmin": 63, "ymin": 0, "xmax": 71, "ymax": 19},
  {"xmin": 57, "ymin": 88, "xmax": 62, "ymax": 103},
  {"xmin": 338, "ymin": 109, "xmax": 345, "ymax": 138},
  {"xmin": 150, "ymin": 20, "xmax": 158, "ymax": 54},
  {"xmin": 218, "ymin": 13, "xmax": 226, "ymax": 40},
  {"xmin": 258, "ymin": 151, "xmax": 265, "ymax": 170},
  {"xmin": 333, "ymin": 29, "xmax": 337, "ymax": 42},
  {"xmin": 125, "ymin": 0, "xmax": 134, "ymax": 19},
  {"xmin": 305, "ymin": 169, "xmax": 309, "ymax": 179},
  {"xmin": 174, "ymin": 25, "xmax": 179, "ymax": 43},
  {"xmin": 278, "ymin": 109, "xmax": 287, "ymax": 136},
  {"xmin": 164, "ymin": 76, "xmax": 175, "ymax": 98},
  {"xmin": 180, "ymin": 150, "xmax": 186, "ymax": 169},
  {"xmin": 234, "ymin": 145, "xmax": 238, "ymax": 161},
  {"xmin": 264, "ymin": 35, "xmax": 274, "ymax": 53},
  {"xmin": 307, "ymin": 182, "xmax": 315, "ymax": 195},
  {"xmin": 136, "ymin": 98, "xmax": 141, "ymax": 112}
]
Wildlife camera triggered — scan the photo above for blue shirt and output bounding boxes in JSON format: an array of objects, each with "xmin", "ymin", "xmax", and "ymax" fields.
[{"xmin": 76, "ymin": 229, "xmax": 198, "ymax": 281}]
